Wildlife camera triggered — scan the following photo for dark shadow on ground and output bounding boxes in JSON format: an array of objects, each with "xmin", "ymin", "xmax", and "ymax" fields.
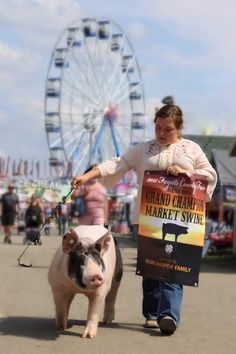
[
  {"xmin": 0, "ymin": 316, "xmax": 58, "ymax": 340},
  {"xmin": 0, "ymin": 316, "xmax": 163, "ymax": 339},
  {"xmin": 200, "ymin": 254, "xmax": 236, "ymax": 273}
]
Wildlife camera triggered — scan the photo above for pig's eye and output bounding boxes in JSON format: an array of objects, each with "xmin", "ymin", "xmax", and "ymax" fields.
[{"xmin": 95, "ymin": 243, "xmax": 102, "ymax": 253}]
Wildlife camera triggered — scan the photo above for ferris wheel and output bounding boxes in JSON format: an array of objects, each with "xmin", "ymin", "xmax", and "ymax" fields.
[{"xmin": 44, "ymin": 17, "xmax": 146, "ymax": 177}]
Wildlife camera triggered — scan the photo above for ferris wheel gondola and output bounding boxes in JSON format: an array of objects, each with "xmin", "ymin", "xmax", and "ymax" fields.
[{"xmin": 44, "ymin": 17, "xmax": 146, "ymax": 177}]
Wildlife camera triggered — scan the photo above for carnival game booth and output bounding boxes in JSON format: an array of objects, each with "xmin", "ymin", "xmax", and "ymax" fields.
[{"xmin": 207, "ymin": 150, "xmax": 236, "ymax": 253}]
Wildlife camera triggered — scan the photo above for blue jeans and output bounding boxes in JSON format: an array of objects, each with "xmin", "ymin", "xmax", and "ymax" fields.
[
  {"xmin": 58, "ymin": 216, "xmax": 67, "ymax": 235},
  {"xmin": 142, "ymin": 278, "xmax": 183, "ymax": 325},
  {"xmin": 132, "ymin": 224, "xmax": 139, "ymax": 241}
]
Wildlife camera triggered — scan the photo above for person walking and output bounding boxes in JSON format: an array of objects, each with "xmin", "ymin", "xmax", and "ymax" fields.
[
  {"xmin": 24, "ymin": 194, "xmax": 44, "ymax": 244},
  {"xmin": 71, "ymin": 104, "xmax": 217, "ymax": 335},
  {"xmin": 71, "ymin": 165, "xmax": 108, "ymax": 226},
  {"xmin": 25, "ymin": 194, "xmax": 44, "ymax": 228},
  {"xmin": 0, "ymin": 184, "xmax": 20, "ymax": 244},
  {"xmin": 57, "ymin": 197, "xmax": 69, "ymax": 235}
]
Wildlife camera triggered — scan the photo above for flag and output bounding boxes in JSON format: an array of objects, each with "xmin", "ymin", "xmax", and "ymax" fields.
[
  {"xmin": 30, "ymin": 159, "xmax": 34, "ymax": 176},
  {"xmin": 36, "ymin": 161, "xmax": 40, "ymax": 179},
  {"xmin": 12, "ymin": 160, "xmax": 17, "ymax": 176},
  {"xmin": 24, "ymin": 160, "xmax": 28, "ymax": 176},
  {"xmin": 5, "ymin": 156, "xmax": 10, "ymax": 175},
  {"xmin": 2, "ymin": 158, "xmax": 5, "ymax": 174},
  {"xmin": 17, "ymin": 159, "xmax": 22, "ymax": 176}
]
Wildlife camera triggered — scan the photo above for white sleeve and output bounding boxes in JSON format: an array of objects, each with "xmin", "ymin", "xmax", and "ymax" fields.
[
  {"xmin": 193, "ymin": 143, "xmax": 217, "ymax": 202},
  {"xmin": 97, "ymin": 157, "xmax": 130, "ymax": 189},
  {"xmin": 97, "ymin": 144, "xmax": 142, "ymax": 189}
]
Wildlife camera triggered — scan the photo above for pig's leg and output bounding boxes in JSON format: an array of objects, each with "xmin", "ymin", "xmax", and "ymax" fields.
[
  {"xmin": 103, "ymin": 280, "xmax": 120, "ymax": 323},
  {"xmin": 103, "ymin": 245, "xmax": 123, "ymax": 323},
  {"xmin": 53, "ymin": 290, "xmax": 72, "ymax": 330},
  {"xmin": 82, "ymin": 294, "xmax": 105, "ymax": 338},
  {"xmin": 66, "ymin": 293, "xmax": 75, "ymax": 320}
]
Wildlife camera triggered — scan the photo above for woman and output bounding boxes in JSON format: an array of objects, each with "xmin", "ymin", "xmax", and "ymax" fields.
[
  {"xmin": 24, "ymin": 194, "xmax": 45, "ymax": 244},
  {"xmin": 25, "ymin": 194, "xmax": 44, "ymax": 228},
  {"xmin": 71, "ymin": 165, "xmax": 108, "ymax": 226},
  {"xmin": 71, "ymin": 104, "xmax": 217, "ymax": 335}
]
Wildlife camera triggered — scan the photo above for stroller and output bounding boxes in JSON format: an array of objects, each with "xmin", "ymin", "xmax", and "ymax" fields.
[{"xmin": 23, "ymin": 205, "xmax": 42, "ymax": 245}]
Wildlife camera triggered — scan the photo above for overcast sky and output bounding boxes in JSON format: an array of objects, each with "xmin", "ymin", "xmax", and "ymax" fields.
[{"xmin": 1, "ymin": 0, "xmax": 236, "ymax": 164}]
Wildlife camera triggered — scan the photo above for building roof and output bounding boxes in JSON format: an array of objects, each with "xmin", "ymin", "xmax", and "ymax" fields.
[
  {"xmin": 184, "ymin": 135, "xmax": 235, "ymax": 159},
  {"xmin": 211, "ymin": 149, "xmax": 236, "ymax": 185}
]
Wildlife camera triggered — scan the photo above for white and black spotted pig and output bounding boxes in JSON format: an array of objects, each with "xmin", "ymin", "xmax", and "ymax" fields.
[{"xmin": 48, "ymin": 225, "xmax": 123, "ymax": 338}]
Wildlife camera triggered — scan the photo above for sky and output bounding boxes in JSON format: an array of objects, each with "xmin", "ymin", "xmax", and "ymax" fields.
[{"xmin": 1, "ymin": 0, "xmax": 236, "ymax": 166}]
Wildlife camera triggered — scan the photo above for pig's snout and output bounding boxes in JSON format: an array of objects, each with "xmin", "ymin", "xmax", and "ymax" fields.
[{"xmin": 89, "ymin": 274, "xmax": 104, "ymax": 288}]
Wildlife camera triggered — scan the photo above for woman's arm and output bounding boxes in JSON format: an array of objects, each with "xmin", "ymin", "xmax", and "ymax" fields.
[
  {"xmin": 167, "ymin": 142, "xmax": 217, "ymax": 201},
  {"xmin": 71, "ymin": 167, "xmax": 101, "ymax": 189}
]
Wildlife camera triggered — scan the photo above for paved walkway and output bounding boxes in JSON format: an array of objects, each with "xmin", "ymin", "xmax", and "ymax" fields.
[{"xmin": 0, "ymin": 232, "xmax": 236, "ymax": 354}]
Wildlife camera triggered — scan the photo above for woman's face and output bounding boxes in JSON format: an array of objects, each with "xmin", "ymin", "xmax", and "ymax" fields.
[{"xmin": 155, "ymin": 117, "xmax": 182, "ymax": 147}]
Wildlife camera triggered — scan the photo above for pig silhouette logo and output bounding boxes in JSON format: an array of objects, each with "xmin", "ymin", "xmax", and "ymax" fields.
[{"xmin": 162, "ymin": 222, "xmax": 189, "ymax": 243}]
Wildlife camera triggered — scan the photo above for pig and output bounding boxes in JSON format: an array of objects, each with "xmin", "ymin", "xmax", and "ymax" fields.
[
  {"xmin": 162, "ymin": 222, "xmax": 189, "ymax": 243},
  {"xmin": 48, "ymin": 225, "xmax": 123, "ymax": 338}
]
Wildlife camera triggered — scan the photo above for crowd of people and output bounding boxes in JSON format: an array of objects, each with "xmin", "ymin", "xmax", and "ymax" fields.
[{"xmin": 0, "ymin": 180, "xmax": 125, "ymax": 242}]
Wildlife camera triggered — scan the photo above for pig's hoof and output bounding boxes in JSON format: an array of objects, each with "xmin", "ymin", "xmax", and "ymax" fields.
[
  {"xmin": 103, "ymin": 311, "xmax": 114, "ymax": 324},
  {"xmin": 82, "ymin": 326, "xmax": 97, "ymax": 338},
  {"xmin": 56, "ymin": 322, "xmax": 67, "ymax": 331}
]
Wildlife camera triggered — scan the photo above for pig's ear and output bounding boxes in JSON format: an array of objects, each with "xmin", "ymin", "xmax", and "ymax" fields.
[
  {"xmin": 62, "ymin": 228, "xmax": 79, "ymax": 253},
  {"xmin": 96, "ymin": 232, "xmax": 111, "ymax": 254}
]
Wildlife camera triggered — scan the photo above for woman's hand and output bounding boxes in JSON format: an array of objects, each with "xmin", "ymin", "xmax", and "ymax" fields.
[
  {"xmin": 71, "ymin": 175, "xmax": 89, "ymax": 189},
  {"xmin": 71, "ymin": 167, "xmax": 101, "ymax": 190},
  {"xmin": 71, "ymin": 188, "xmax": 83, "ymax": 200},
  {"xmin": 166, "ymin": 165, "xmax": 192, "ymax": 176}
]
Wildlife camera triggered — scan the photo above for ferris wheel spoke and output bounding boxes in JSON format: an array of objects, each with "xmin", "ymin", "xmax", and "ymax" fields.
[
  {"xmin": 73, "ymin": 142, "xmax": 90, "ymax": 175},
  {"xmin": 115, "ymin": 82, "xmax": 143, "ymax": 107},
  {"xmin": 105, "ymin": 34, "xmax": 126, "ymax": 85},
  {"xmin": 95, "ymin": 37, "xmax": 114, "ymax": 103},
  {"xmin": 61, "ymin": 77, "xmax": 100, "ymax": 107},
  {"xmin": 109, "ymin": 56, "xmax": 135, "ymax": 99},
  {"xmin": 62, "ymin": 129, "xmax": 82, "ymax": 149},
  {"xmin": 49, "ymin": 136, "xmax": 63, "ymax": 148},
  {"xmin": 67, "ymin": 130, "xmax": 86, "ymax": 161},
  {"xmin": 83, "ymin": 39, "xmax": 103, "ymax": 100},
  {"xmin": 105, "ymin": 52, "xmax": 126, "ymax": 97},
  {"xmin": 109, "ymin": 63, "xmax": 134, "ymax": 101},
  {"xmin": 110, "ymin": 80, "xmax": 130, "ymax": 103},
  {"xmin": 95, "ymin": 41, "xmax": 112, "ymax": 103},
  {"xmin": 62, "ymin": 68, "xmax": 100, "ymax": 107},
  {"xmin": 69, "ymin": 48, "xmax": 102, "ymax": 103}
]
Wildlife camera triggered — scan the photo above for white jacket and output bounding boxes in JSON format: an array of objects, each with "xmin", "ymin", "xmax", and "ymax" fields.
[{"xmin": 97, "ymin": 139, "xmax": 217, "ymax": 224}]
